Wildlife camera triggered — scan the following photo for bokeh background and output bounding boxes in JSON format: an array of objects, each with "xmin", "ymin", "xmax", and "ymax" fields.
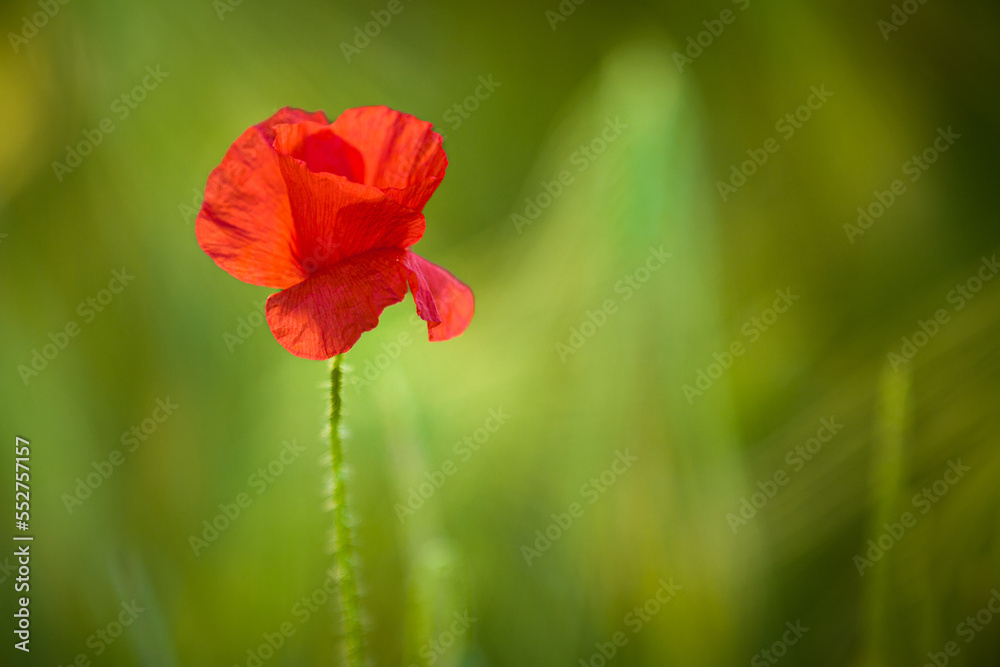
[{"xmin": 2, "ymin": 0, "xmax": 1000, "ymax": 665}]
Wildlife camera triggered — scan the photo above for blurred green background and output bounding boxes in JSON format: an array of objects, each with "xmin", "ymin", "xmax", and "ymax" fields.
[{"xmin": 2, "ymin": 0, "xmax": 1000, "ymax": 665}]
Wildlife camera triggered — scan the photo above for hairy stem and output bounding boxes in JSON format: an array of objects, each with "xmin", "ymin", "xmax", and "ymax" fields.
[{"xmin": 330, "ymin": 354, "xmax": 364, "ymax": 666}]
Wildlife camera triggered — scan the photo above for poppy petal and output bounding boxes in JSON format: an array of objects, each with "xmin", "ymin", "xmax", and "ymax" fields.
[
  {"xmin": 262, "ymin": 107, "xmax": 329, "ymax": 134},
  {"xmin": 196, "ymin": 107, "xmax": 329, "ymax": 289},
  {"xmin": 273, "ymin": 123, "xmax": 426, "ymax": 272},
  {"xmin": 270, "ymin": 120, "xmax": 365, "ymax": 183},
  {"xmin": 330, "ymin": 106, "xmax": 447, "ymax": 212},
  {"xmin": 265, "ymin": 248, "xmax": 410, "ymax": 360},
  {"xmin": 404, "ymin": 252, "xmax": 475, "ymax": 342}
]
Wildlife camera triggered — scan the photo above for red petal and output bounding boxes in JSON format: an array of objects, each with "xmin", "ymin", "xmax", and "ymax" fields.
[
  {"xmin": 269, "ymin": 120, "xmax": 364, "ymax": 182},
  {"xmin": 196, "ymin": 107, "xmax": 329, "ymax": 289},
  {"xmin": 262, "ymin": 107, "xmax": 329, "ymax": 134},
  {"xmin": 330, "ymin": 106, "xmax": 447, "ymax": 212},
  {"xmin": 265, "ymin": 248, "xmax": 410, "ymax": 360},
  {"xmin": 404, "ymin": 252, "xmax": 474, "ymax": 342},
  {"xmin": 273, "ymin": 122, "xmax": 426, "ymax": 272}
]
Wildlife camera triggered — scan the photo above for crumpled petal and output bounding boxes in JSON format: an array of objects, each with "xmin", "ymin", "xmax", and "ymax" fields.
[
  {"xmin": 271, "ymin": 120, "xmax": 364, "ymax": 181},
  {"xmin": 198, "ymin": 106, "xmax": 472, "ymax": 359},
  {"xmin": 404, "ymin": 252, "xmax": 475, "ymax": 342},
  {"xmin": 330, "ymin": 106, "xmax": 447, "ymax": 212},
  {"xmin": 196, "ymin": 107, "xmax": 329, "ymax": 289},
  {"xmin": 264, "ymin": 248, "xmax": 410, "ymax": 360},
  {"xmin": 273, "ymin": 123, "xmax": 426, "ymax": 274}
]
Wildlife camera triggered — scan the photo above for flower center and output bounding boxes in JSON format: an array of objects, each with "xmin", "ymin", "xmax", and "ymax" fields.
[{"xmin": 273, "ymin": 122, "xmax": 365, "ymax": 183}]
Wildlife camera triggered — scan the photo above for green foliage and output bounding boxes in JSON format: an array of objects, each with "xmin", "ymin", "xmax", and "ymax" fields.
[{"xmin": 1, "ymin": 0, "xmax": 999, "ymax": 665}]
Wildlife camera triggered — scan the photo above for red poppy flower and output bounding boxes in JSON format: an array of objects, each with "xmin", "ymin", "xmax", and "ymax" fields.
[{"xmin": 196, "ymin": 106, "xmax": 474, "ymax": 360}]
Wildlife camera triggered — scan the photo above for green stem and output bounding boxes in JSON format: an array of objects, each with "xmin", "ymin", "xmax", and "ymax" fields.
[{"xmin": 330, "ymin": 354, "xmax": 364, "ymax": 666}]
